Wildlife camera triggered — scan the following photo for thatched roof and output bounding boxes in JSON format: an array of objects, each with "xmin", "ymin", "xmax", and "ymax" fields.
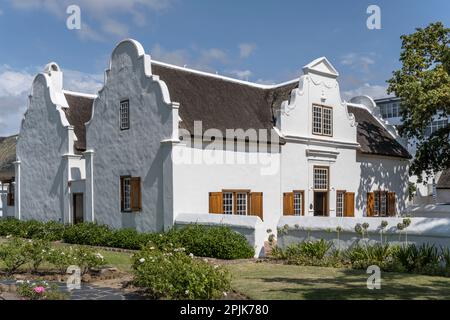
[
  {"xmin": 0, "ymin": 135, "xmax": 17, "ymax": 181},
  {"xmin": 63, "ymin": 93, "xmax": 94, "ymax": 154},
  {"xmin": 152, "ymin": 62, "xmax": 298, "ymax": 138},
  {"xmin": 348, "ymin": 106, "xmax": 410, "ymax": 159}
]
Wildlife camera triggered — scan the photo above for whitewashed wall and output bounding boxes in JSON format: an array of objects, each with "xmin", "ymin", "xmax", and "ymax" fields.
[
  {"xmin": 277, "ymin": 216, "xmax": 450, "ymax": 249},
  {"xmin": 85, "ymin": 39, "xmax": 179, "ymax": 232}
]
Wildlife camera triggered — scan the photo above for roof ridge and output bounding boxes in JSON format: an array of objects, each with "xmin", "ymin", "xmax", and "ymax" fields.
[
  {"xmin": 151, "ymin": 60, "xmax": 299, "ymax": 90},
  {"xmin": 63, "ymin": 90, "xmax": 98, "ymax": 99}
]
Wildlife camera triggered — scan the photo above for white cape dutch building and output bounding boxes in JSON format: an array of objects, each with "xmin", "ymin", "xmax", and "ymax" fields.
[{"xmin": 4, "ymin": 39, "xmax": 411, "ymax": 256}]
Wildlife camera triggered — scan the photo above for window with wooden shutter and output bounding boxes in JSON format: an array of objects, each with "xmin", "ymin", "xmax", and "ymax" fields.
[
  {"xmin": 130, "ymin": 177, "xmax": 141, "ymax": 212},
  {"xmin": 209, "ymin": 192, "xmax": 224, "ymax": 214},
  {"xmin": 367, "ymin": 192, "xmax": 374, "ymax": 217},
  {"xmin": 387, "ymin": 192, "xmax": 396, "ymax": 216},
  {"xmin": 249, "ymin": 192, "xmax": 263, "ymax": 221},
  {"xmin": 283, "ymin": 192, "xmax": 294, "ymax": 216},
  {"xmin": 344, "ymin": 192, "xmax": 355, "ymax": 217}
]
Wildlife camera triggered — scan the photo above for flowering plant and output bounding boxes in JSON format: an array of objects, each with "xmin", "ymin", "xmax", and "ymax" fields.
[{"xmin": 16, "ymin": 280, "xmax": 67, "ymax": 300}]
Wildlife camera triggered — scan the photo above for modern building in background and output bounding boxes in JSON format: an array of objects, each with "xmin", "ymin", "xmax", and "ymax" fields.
[{"xmin": 374, "ymin": 97, "xmax": 450, "ymax": 204}]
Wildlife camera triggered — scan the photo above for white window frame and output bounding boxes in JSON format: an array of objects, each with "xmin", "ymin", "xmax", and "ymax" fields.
[
  {"xmin": 313, "ymin": 167, "xmax": 329, "ymax": 191},
  {"xmin": 223, "ymin": 192, "xmax": 234, "ymax": 215},
  {"xmin": 336, "ymin": 191, "xmax": 345, "ymax": 217},
  {"xmin": 312, "ymin": 104, "xmax": 333, "ymax": 136},
  {"xmin": 236, "ymin": 192, "xmax": 248, "ymax": 215},
  {"xmin": 120, "ymin": 99, "xmax": 130, "ymax": 130},
  {"xmin": 293, "ymin": 192, "xmax": 304, "ymax": 216},
  {"xmin": 123, "ymin": 177, "xmax": 131, "ymax": 212}
]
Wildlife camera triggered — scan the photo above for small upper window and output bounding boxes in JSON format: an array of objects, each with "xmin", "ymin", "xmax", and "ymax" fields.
[
  {"xmin": 120, "ymin": 100, "xmax": 130, "ymax": 130},
  {"xmin": 312, "ymin": 104, "xmax": 333, "ymax": 136}
]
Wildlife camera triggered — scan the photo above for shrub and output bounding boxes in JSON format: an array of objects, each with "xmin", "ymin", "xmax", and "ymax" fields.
[
  {"xmin": 45, "ymin": 247, "xmax": 76, "ymax": 274},
  {"xmin": 24, "ymin": 239, "xmax": 51, "ymax": 273},
  {"xmin": 393, "ymin": 243, "xmax": 441, "ymax": 274},
  {"xmin": 70, "ymin": 246, "xmax": 106, "ymax": 275},
  {"xmin": 62, "ymin": 223, "xmax": 111, "ymax": 246},
  {"xmin": 16, "ymin": 280, "xmax": 68, "ymax": 300},
  {"xmin": 344, "ymin": 243, "xmax": 396, "ymax": 270},
  {"xmin": 273, "ymin": 240, "xmax": 340, "ymax": 267},
  {"xmin": 132, "ymin": 244, "xmax": 231, "ymax": 300},
  {"xmin": 107, "ymin": 228, "xmax": 147, "ymax": 250},
  {"xmin": 0, "ymin": 238, "xmax": 29, "ymax": 275}
]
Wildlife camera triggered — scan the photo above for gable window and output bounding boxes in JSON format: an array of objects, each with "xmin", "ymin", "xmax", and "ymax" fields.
[
  {"xmin": 209, "ymin": 190, "xmax": 263, "ymax": 220},
  {"xmin": 367, "ymin": 191, "xmax": 396, "ymax": 217},
  {"xmin": 120, "ymin": 176, "xmax": 141, "ymax": 212},
  {"xmin": 283, "ymin": 190, "xmax": 305, "ymax": 216},
  {"xmin": 120, "ymin": 99, "xmax": 130, "ymax": 130},
  {"xmin": 312, "ymin": 104, "xmax": 333, "ymax": 136}
]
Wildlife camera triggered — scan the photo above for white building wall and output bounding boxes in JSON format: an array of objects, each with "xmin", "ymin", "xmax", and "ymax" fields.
[
  {"xmin": 16, "ymin": 66, "xmax": 72, "ymax": 223},
  {"xmin": 85, "ymin": 39, "xmax": 178, "ymax": 233}
]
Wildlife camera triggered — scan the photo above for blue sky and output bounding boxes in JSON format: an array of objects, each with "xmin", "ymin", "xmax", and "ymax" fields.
[{"xmin": 0, "ymin": 0, "xmax": 449, "ymax": 135}]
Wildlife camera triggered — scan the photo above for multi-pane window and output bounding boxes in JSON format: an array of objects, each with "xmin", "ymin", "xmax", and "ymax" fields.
[
  {"xmin": 7, "ymin": 182, "xmax": 15, "ymax": 207},
  {"xmin": 120, "ymin": 176, "xmax": 141, "ymax": 212},
  {"xmin": 120, "ymin": 100, "xmax": 130, "ymax": 130},
  {"xmin": 122, "ymin": 177, "xmax": 131, "ymax": 211},
  {"xmin": 293, "ymin": 192, "xmax": 303, "ymax": 216},
  {"xmin": 336, "ymin": 191, "xmax": 344, "ymax": 217},
  {"xmin": 312, "ymin": 104, "xmax": 333, "ymax": 136},
  {"xmin": 380, "ymin": 102, "xmax": 401, "ymax": 119},
  {"xmin": 236, "ymin": 193, "xmax": 247, "ymax": 215},
  {"xmin": 425, "ymin": 119, "xmax": 448, "ymax": 137},
  {"xmin": 314, "ymin": 167, "xmax": 328, "ymax": 190},
  {"xmin": 374, "ymin": 191, "xmax": 387, "ymax": 216},
  {"xmin": 223, "ymin": 192, "xmax": 234, "ymax": 215}
]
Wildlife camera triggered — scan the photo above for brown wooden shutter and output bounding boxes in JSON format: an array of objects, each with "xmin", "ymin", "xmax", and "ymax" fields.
[
  {"xmin": 283, "ymin": 192, "xmax": 294, "ymax": 216},
  {"xmin": 130, "ymin": 177, "xmax": 142, "ymax": 212},
  {"xmin": 120, "ymin": 177, "xmax": 125, "ymax": 212},
  {"xmin": 367, "ymin": 192, "xmax": 374, "ymax": 217},
  {"xmin": 209, "ymin": 192, "xmax": 223, "ymax": 214},
  {"xmin": 344, "ymin": 192, "xmax": 355, "ymax": 217},
  {"xmin": 388, "ymin": 192, "xmax": 396, "ymax": 216},
  {"xmin": 250, "ymin": 192, "xmax": 263, "ymax": 221}
]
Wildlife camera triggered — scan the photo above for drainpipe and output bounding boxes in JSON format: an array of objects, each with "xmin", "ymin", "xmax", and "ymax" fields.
[{"xmin": 13, "ymin": 160, "xmax": 21, "ymax": 220}]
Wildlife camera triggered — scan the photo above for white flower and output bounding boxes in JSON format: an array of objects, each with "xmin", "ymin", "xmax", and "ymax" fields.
[
  {"xmin": 214, "ymin": 265, "xmax": 219, "ymax": 269},
  {"xmin": 223, "ymin": 292, "xmax": 228, "ymax": 297},
  {"xmin": 139, "ymin": 258, "xmax": 146, "ymax": 263},
  {"xmin": 150, "ymin": 247, "xmax": 155, "ymax": 250},
  {"xmin": 185, "ymin": 290, "xmax": 189, "ymax": 295},
  {"xmin": 95, "ymin": 253, "xmax": 104, "ymax": 260},
  {"xmin": 189, "ymin": 253, "xmax": 194, "ymax": 258},
  {"xmin": 6, "ymin": 235, "xmax": 11, "ymax": 239},
  {"xmin": 16, "ymin": 280, "xmax": 24, "ymax": 284}
]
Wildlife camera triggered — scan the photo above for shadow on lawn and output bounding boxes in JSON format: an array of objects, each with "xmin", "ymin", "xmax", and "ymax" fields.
[{"xmin": 261, "ymin": 268, "xmax": 450, "ymax": 300}]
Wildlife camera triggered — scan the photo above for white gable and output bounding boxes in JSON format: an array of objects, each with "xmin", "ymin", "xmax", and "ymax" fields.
[{"xmin": 302, "ymin": 57, "xmax": 339, "ymax": 78}]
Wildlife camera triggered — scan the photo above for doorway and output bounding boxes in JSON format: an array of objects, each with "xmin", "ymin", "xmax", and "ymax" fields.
[
  {"xmin": 314, "ymin": 191, "xmax": 328, "ymax": 216},
  {"xmin": 73, "ymin": 193, "xmax": 84, "ymax": 224}
]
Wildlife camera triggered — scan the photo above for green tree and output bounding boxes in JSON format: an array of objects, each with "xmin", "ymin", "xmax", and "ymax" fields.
[{"xmin": 387, "ymin": 22, "xmax": 450, "ymax": 181}]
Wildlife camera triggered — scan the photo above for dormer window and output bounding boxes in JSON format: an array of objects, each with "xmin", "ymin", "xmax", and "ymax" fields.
[
  {"xmin": 120, "ymin": 99, "xmax": 130, "ymax": 130},
  {"xmin": 312, "ymin": 104, "xmax": 333, "ymax": 136}
]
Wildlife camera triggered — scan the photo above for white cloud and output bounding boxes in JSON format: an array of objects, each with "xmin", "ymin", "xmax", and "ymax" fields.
[
  {"xmin": 238, "ymin": 43, "xmax": 257, "ymax": 58},
  {"xmin": 340, "ymin": 53, "xmax": 375, "ymax": 72},
  {"xmin": 228, "ymin": 70, "xmax": 252, "ymax": 81},
  {"xmin": 0, "ymin": 65, "xmax": 102, "ymax": 136},
  {"xmin": 10, "ymin": 0, "xmax": 173, "ymax": 41},
  {"xmin": 151, "ymin": 44, "xmax": 190, "ymax": 67},
  {"xmin": 342, "ymin": 83, "xmax": 390, "ymax": 101}
]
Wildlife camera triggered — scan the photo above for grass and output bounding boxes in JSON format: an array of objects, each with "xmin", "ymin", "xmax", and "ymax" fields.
[{"xmin": 227, "ymin": 261, "xmax": 450, "ymax": 300}]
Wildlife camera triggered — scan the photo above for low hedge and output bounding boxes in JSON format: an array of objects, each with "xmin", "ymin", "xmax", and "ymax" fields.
[{"xmin": 0, "ymin": 218, "xmax": 254, "ymax": 260}]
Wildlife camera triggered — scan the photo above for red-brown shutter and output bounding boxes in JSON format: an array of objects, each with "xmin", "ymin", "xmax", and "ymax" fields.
[
  {"xmin": 209, "ymin": 192, "xmax": 223, "ymax": 214},
  {"xmin": 283, "ymin": 192, "xmax": 294, "ymax": 216},
  {"xmin": 388, "ymin": 192, "xmax": 396, "ymax": 216},
  {"xmin": 130, "ymin": 177, "xmax": 142, "ymax": 212},
  {"xmin": 250, "ymin": 192, "xmax": 263, "ymax": 221},
  {"xmin": 344, "ymin": 192, "xmax": 355, "ymax": 217},
  {"xmin": 367, "ymin": 192, "xmax": 374, "ymax": 217}
]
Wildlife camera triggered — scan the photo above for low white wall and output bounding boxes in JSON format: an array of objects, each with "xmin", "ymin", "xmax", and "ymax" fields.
[
  {"xmin": 175, "ymin": 213, "xmax": 266, "ymax": 258},
  {"xmin": 277, "ymin": 216, "xmax": 450, "ymax": 249}
]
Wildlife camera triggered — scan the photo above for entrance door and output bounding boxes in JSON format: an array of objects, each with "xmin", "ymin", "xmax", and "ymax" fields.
[
  {"xmin": 73, "ymin": 193, "xmax": 84, "ymax": 224},
  {"xmin": 314, "ymin": 191, "xmax": 328, "ymax": 216}
]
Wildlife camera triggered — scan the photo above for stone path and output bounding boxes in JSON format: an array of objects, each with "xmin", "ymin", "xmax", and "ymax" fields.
[{"xmin": 0, "ymin": 280, "xmax": 144, "ymax": 300}]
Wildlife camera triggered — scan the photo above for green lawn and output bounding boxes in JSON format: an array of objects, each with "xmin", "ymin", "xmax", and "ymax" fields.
[{"xmin": 227, "ymin": 262, "xmax": 450, "ymax": 300}]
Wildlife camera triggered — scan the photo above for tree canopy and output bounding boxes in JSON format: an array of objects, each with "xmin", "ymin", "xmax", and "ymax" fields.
[{"xmin": 387, "ymin": 22, "xmax": 450, "ymax": 182}]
